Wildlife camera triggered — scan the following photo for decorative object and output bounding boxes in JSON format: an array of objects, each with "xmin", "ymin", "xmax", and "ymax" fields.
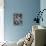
[
  {"xmin": 17, "ymin": 32, "xmax": 34, "ymax": 46},
  {"xmin": 33, "ymin": 9, "xmax": 46, "ymax": 24},
  {"xmin": 23, "ymin": 32, "xmax": 34, "ymax": 46},
  {"xmin": 13, "ymin": 13, "xmax": 23, "ymax": 25}
]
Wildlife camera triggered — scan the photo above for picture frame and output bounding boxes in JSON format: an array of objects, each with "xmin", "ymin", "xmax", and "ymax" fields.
[{"xmin": 13, "ymin": 13, "xmax": 23, "ymax": 25}]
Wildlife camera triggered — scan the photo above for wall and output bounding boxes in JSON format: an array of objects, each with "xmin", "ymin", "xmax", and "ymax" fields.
[
  {"xmin": 4, "ymin": 0, "xmax": 40, "ymax": 42},
  {"xmin": 0, "ymin": 0, "xmax": 4, "ymax": 42},
  {"xmin": 40, "ymin": 0, "xmax": 46, "ymax": 26}
]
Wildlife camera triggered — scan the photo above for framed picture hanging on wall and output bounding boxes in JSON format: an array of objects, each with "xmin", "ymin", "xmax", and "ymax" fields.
[{"xmin": 13, "ymin": 13, "xmax": 23, "ymax": 25}]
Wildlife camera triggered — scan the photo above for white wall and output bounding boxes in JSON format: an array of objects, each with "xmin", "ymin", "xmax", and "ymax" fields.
[{"xmin": 0, "ymin": 0, "xmax": 4, "ymax": 42}]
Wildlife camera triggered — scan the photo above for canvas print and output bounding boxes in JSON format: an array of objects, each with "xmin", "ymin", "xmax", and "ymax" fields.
[{"xmin": 13, "ymin": 13, "xmax": 23, "ymax": 25}]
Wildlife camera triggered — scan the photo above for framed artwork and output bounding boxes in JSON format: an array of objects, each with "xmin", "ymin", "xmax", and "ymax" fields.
[{"xmin": 13, "ymin": 13, "xmax": 23, "ymax": 25}]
